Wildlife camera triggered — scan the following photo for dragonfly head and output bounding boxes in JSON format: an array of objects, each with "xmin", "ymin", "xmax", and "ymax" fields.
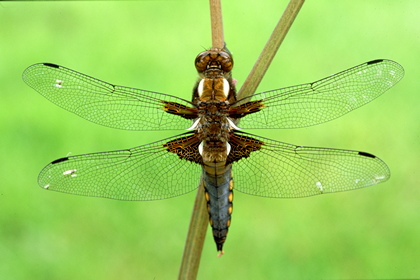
[{"xmin": 195, "ymin": 48, "xmax": 234, "ymax": 76}]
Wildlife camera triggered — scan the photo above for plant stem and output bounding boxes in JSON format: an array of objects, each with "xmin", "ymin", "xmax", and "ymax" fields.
[
  {"xmin": 178, "ymin": 0, "xmax": 304, "ymax": 279},
  {"xmin": 178, "ymin": 183, "xmax": 208, "ymax": 280},
  {"xmin": 178, "ymin": 2, "xmax": 224, "ymax": 279},
  {"xmin": 237, "ymin": 0, "xmax": 305, "ymax": 100},
  {"xmin": 210, "ymin": 0, "xmax": 224, "ymax": 49}
]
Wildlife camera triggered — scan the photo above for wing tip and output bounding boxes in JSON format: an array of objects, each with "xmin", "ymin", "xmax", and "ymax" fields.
[
  {"xmin": 358, "ymin": 151, "xmax": 376, "ymax": 158},
  {"xmin": 51, "ymin": 157, "xmax": 70, "ymax": 164},
  {"xmin": 367, "ymin": 59, "xmax": 384, "ymax": 65},
  {"xmin": 43, "ymin": 62, "xmax": 60, "ymax": 68}
]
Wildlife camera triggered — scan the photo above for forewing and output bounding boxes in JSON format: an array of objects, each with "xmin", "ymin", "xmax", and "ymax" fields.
[
  {"xmin": 233, "ymin": 132, "xmax": 390, "ymax": 198},
  {"xmin": 23, "ymin": 63, "xmax": 196, "ymax": 131},
  {"xmin": 236, "ymin": 59, "xmax": 404, "ymax": 129},
  {"xmin": 38, "ymin": 134, "xmax": 202, "ymax": 200}
]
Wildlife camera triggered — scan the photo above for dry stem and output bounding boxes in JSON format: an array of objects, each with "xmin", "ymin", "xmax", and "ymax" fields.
[{"xmin": 178, "ymin": 0, "xmax": 304, "ymax": 279}]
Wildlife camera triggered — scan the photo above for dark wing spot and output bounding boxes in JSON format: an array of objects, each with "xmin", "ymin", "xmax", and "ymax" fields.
[
  {"xmin": 43, "ymin": 63, "xmax": 60, "ymax": 68},
  {"xmin": 367, "ymin": 59, "xmax": 384, "ymax": 65},
  {"xmin": 51, "ymin": 157, "xmax": 69, "ymax": 164},
  {"xmin": 358, "ymin": 151, "xmax": 376, "ymax": 158}
]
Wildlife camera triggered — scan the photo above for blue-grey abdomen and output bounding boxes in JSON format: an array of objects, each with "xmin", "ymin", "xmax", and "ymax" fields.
[{"xmin": 202, "ymin": 163, "xmax": 233, "ymax": 252}]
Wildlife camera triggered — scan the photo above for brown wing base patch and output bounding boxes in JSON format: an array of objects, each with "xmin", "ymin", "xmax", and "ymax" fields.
[
  {"xmin": 227, "ymin": 133, "xmax": 263, "ymax": 164},
  {"xmin": 229, "ymin": 100, "xmax": 264, "ymax": 119},
  {"xmin": 164, "ymin": 134, "xmax": 202, "ymax": 164},
  {"xmin": 162, "ymin": 101, "xmax": 198, "ymax": 119}
]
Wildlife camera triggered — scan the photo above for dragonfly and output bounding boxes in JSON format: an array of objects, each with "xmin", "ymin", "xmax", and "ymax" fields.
[{"xmin": 23, "ymin": 48, "xmax": 404, "ymax": 253}]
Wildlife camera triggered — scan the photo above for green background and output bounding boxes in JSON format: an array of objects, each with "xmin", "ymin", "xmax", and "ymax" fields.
[{"xmin": 1, "ymin": 1, "xmax": 418, "ymax": 279}]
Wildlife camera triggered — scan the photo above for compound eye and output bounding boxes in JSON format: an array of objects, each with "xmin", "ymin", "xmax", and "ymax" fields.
[
  {"xmin": 195, "ymin": 52, "xmax": 209, "ymax": 72},
  {"xmin": 218, "ymin": 51, "xmax": 233, "ymax": 72}
]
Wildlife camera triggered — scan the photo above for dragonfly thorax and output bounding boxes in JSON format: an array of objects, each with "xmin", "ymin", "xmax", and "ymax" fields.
[
  {"xmin": 195, "ymin": 103, "xmax": 232, "ymax": 162},
  {"xmin": 197, "ymin": 78, "xmax": 230, "ymax": 102}
]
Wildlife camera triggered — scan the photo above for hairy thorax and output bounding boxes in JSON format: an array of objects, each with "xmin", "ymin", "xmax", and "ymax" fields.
[{"xmin": 196, "ymin": 102, "xmax": 232, "ymax": 163}]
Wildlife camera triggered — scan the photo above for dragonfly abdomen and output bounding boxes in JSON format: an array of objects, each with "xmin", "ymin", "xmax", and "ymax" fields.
[{"xmin": 202, "ymin": 162, "xmax": 233, "ymax": 252}]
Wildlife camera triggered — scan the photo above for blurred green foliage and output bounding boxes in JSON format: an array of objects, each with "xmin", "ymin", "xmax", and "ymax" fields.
[{"xmin": 0, "ymin": 1, "xmax": 418, "ymax": 279}]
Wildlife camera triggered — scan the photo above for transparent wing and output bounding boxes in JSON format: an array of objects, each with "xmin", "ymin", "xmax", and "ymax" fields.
[
  {"xmin": 23, "ymin": 63, "xmax": 195, "ymax": 131},
  {"xmin": 237, "ymin": 59, "xmax": 404, "ymax": 129},
  {"xmin": 38, "ymin": 134, "xmax": 202, "ymax": 200},
  {"xmin": 38, "ymin": 130, "xmax": 390, "ymax": 200},
  {"xmin": 233, "ymin": 132, "xmax": 389, "ymax": 198}
]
